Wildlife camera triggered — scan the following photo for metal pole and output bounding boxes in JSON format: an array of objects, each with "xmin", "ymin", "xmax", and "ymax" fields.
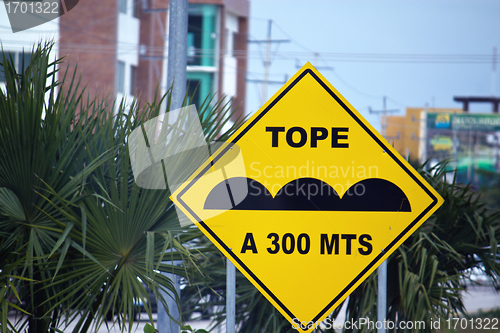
[
  {"xmin": 377, "ymin": 259, "xmax": 387, "ymax": 333},
  {"xmin": 226, "ymin": 258, "xmax": 236, "ymax": 333},
  {"xmin": 158, "ymin": 273, "xmax": 181, "ymax": 333},
  {"xmin": 166, "ymin": 0, "xmax": 188, "ymax": 110},
  {"xmin": 158, "ymin": 1, "xmax": 188, "ymax": 333}
]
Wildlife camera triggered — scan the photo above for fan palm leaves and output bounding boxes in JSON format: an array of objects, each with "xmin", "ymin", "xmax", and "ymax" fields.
[
  {"xmin": 0, "ymin": 42, "xmax": 108, "ymax": 333},
  {"xmin": 40, "ymin": 94, "xmax": 244, "ymax": 333},
  {"xmin": 0, "ymin": 42, "xmax": 245, "ymax": 333}
]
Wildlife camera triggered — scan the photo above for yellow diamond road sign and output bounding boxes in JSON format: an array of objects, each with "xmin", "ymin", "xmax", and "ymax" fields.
[{"xmin": 172, "ymin": 63, "xmax": 444, "ymax": 331}]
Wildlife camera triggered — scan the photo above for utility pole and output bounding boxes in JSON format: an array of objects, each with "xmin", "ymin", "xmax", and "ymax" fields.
[
  {"xmin": 369, "ymin": 96, "xmax": 399, "ymax": 139},
  {"xmin": 262, "ymin": 20, "xmax": 272, "ymax": 102},
  {"xmin": 422, "ymin": 103, "xmax": 428, "ymax": 164},
  {"xmin": 492, "ymin": 46, "xmax": 497, "ymax": 96},
  {"xmin": 248, "ymin": 20, "xmax": 290, "ymax": 103},
  {"xmin": 158, "ymin": 1, "xmax": 188, "ymax": 333},
  {"xmin": 166, "ymin": 0, "xmax": 188, "ymax": 109}
]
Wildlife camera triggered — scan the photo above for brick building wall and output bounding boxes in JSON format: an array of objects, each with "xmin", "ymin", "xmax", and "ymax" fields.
[
  {"xmin": 59, "ymin": 0, "xmax": 118, "ymax": 101},
  {"xmin": 136, "ymin": 0, "xmax": 168, "ymax": 102},
  {"xmin": 59, "ymin": 0, "xmax": 249, "ymax": 117}
]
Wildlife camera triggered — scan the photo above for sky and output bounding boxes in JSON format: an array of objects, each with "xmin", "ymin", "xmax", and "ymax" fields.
[{"xmin": 245, "ymin": 0, "xmax": 500, "ymax": 130}]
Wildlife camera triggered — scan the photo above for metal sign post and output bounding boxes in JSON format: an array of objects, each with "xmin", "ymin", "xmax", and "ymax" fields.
[
  {"xmin": 377, "ymin": 259, "xmax": 387, "ymax": 333},
  {"xmin": 227, "ymin": 258, "xmax": 236, "ymax": 333},
  {"xmin": 158, "ymin": 1, "xmax": 188, "ymax": 332}
]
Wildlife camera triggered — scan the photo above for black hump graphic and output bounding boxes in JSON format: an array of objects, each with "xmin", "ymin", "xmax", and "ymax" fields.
[{"xmin": 204, "ymin": 177, "xmax": 411, "ymax": 212}]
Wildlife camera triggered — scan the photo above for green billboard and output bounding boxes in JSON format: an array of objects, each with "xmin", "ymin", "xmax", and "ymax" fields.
[{"xmin": 426, "ymin": 113, "xmax": 500, "ymax": 185}]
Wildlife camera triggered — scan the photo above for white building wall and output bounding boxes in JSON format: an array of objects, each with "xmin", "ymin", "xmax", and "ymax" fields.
[
  {"xmin": 0, "ymin": 6, "xmax": 59, "ymax": 91},
  {"xmin": 116, "ymin": 0, "xmax": 140, "ymax": 106},
  {"xmin": 223, "ymin": 12, "xmax": 238, "ymax": 100}
]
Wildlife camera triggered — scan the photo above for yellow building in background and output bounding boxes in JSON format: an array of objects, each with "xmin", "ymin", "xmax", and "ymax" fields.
[{"xmin": 385, "ymin": 107, "xmax": 463, "ymax": 162}]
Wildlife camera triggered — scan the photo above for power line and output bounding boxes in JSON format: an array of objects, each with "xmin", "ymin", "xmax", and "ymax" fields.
[
  {"xmin": 271, "ymin": 20, "xmax": 312, "ymax": 53},
  {"xmin": 253, "ymin": 21, "xmax": 399, "ymax": 105},
  {"xmin": 3, "ymin": 35, "xmax": 500, "ymax": 64}
]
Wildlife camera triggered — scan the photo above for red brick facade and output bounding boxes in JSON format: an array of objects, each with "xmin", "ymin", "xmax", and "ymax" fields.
[
  {"xmin": 59, "ymin": 0, "xmax": 118, "ymax": 101},
  {"xmin": 59, "ymin": 0, "xmax": 249, "ymax": 115},
  {"xmin": 233, "ymin": 15, "xmax": 248, "ymax": 120},
  {"xmin": 136, "ymin": 0, "xmax": 168, "ymax": 102}
]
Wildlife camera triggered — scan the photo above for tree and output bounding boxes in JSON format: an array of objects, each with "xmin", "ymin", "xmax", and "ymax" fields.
[
  {"xmin": 0, "ymin": 43, "xmax": 244, "ymax": 333},
  {"xmin": 0, "ymin": 42, "xmax": 106, "ymax": 333}
]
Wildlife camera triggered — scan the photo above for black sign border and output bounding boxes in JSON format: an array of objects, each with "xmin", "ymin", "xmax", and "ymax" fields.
[{"xmin": 177, "ymin": 68, "xmax": 439, "ymax": 330}]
